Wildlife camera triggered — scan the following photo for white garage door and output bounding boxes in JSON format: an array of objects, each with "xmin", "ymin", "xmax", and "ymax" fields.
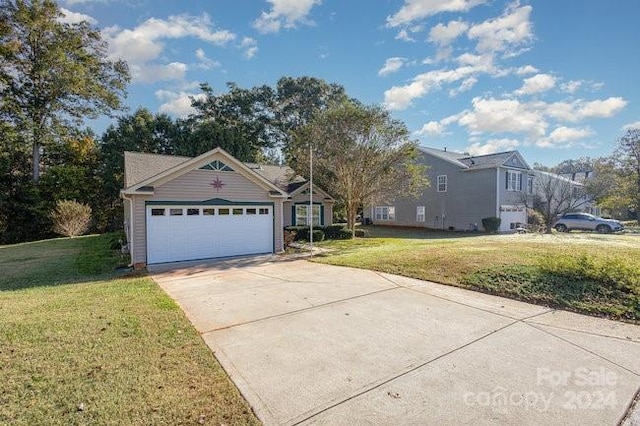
[
  {"xmin": 146, "ymin": 205, "xmax": 273, "ymax": 264},
  {"xmin": 499, "ymin": 205, "xmax": 526, "ymax": 232}
]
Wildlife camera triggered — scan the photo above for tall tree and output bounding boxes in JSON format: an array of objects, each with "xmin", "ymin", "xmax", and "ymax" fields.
[
  {"xmin": 0, "ymin": 0, "xmax": 129, "ymax": 182},
  {"xmin": 189, "ymin": 77, "xmax": 348, "ymax": 161},
  {"xmin": 289, "ymin": 101, "xmax": 428, "ymax": 230},
  {"xmin": 616, "ymin": 128, "xmax": 640, "ymax": 219},
  {"xmin": 98, "ymin": 108, "xmax": 181, "ymax": 229}
]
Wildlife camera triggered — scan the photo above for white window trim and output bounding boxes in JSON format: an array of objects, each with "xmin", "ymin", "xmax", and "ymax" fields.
[
  {"xmin": 295, "ymin": 204, "xmax": 321, "ymax": 226},
  {"xmin": 374, "ymin": 206, "xmax": 395, "ymax": 221},
  {"xmin": 507, "ymin": 170, "xmax": 522, "ymax": 191},
  {"xmin": 437, "ymin": 175, "xmax": 447, "ymax": 193},
  {"xmin": 416, "ymin": 206, "xmax": 425, "ymax": 222}
]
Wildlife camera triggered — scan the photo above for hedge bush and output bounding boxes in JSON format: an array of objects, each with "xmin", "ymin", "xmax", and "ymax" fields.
[
  {"xmin": 481, "ymin": 217, "xmax": 501, "ymax": 233},
  {"xmin": 354, "ymin": 228, "xmax": 367, "ymax": 238},
  {"xmin": 284, "ymin": 224, "xmax": 352, "ymax": 241}
]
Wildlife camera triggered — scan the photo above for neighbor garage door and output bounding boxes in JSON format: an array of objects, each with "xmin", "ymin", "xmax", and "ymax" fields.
[{"xmin": 146, "ymin": 204, "xmax": 273, "ymax": 264}]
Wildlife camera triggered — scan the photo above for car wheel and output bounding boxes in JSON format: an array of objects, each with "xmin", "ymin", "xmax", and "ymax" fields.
[
  {"xmin": 555, "ymin": 224, "xmax": 568, "ymax": 232},
  {"xmin": 596, "ymin": 224, "xmax": 611, "ymax": 234}
]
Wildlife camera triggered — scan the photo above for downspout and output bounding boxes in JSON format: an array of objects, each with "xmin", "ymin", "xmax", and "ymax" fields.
[
  {"xmin": 121, "ymin": 192, "xmax": 135, "ymax": 267},
  {"xmin": 496, "ymin": 168, "xmax": 501, "ymax": 219}
]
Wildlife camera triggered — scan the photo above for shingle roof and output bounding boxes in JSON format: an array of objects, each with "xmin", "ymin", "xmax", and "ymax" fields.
[
  {"xmin": 124, "ymin": 151, "xmax": 311, "ymax": 195},
  {"xmin": 418, "ymin": 146, "xmax": 530, "ymax": 171},
  {"xmin": 124, "ymin": 151, "xmax": 190, "ymax": 188},
  {"xmin": 458, "ymin": 151, "xmax": 518, "ymax": 170},
  {"xmin": 243, "ymin": 163, "xmax": 305, "ymax": 192}
]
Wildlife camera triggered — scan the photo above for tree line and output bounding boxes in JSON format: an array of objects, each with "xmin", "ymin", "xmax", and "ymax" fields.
[{"xmin": 1, "ymin": 1, "xmax": 637, "ymax": 244}]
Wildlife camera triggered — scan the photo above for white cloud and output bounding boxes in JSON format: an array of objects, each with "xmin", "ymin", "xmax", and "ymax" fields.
[
  {"xmin": 576, "ymin": 97, "xmax": 627, "ymax": 119},
  {"xmin": 536, "ymin": 126, "xmax": 593, "ymax": 148},
  {"xmin": 239, "ymin": 37, "xmax": 259, "ymax": 59},
  {"xmin": 102, "ymin": 14, "xmax": 235, "ymax": 83},
  {"xmin": 378, "ymin": 57, "xmax": 406, "ymax": 76},
  {"xmin": 457, "ymin": 97, "xmax": 548, "ymax": 137},
  {"xmin": 156, "ymin": 90, "xmax": 207, "ymax": 118},
  {"xmin": 467, "ymin": 4, "xmax": 533, "ymax": 55},
  {"xmin": 194, "ymin": 48, "xmax": 221, "ymax": 70},
  {"xmin": 253, "ymin": 0, "xmax": 321, "ymax": 34},
  {"xmin": 623, "ymin": 121, "xmax": 640, "ymax": 131},
  {"xmin": 515, "ymin": 65, "xmax": 538, "ymax": 75},
  {"xmin": 428, "ymin": 20, "xmax": 469, "ymax": 45},
  {"xmin": 133, "ymin": 62, "xmax": 187, "ymax": 83},
  {"xmin": 58, "ymin": 8, "xmax": 97, "ymax": 25},
  {"xmin": 395, "ymin": 29, "xmax": 416, "ymax": 42},
  {"xmin": 384, "ymin": 65, "xmax": 478, "ymax": 109},
  {"xmin": 465, "ymin": 138, "xmax": 520, "ymax": 155},
  {"xmin": 514, "ymin": 73, "xmax": 556, "ymax": 96},
  {"xmin": 449, "ymin": 76, "xmax": 477, "ymax": 97},
  {"xmin": 416, "ymin": 120, "xmax": 446, "ymax": 136},
  {"xmin": 386, "ymin": 0, "xmax": 486, "ymax": 27},
  {"xmin": 560, "ymin": 80, "xmax": 582, "ymax": 93}
]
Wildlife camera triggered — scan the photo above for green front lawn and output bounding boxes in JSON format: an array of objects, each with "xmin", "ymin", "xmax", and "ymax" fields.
[
  {"xmin": 0, "ymin": 235, "xmax": 259, "ymax": 425},
  {"xmin": 316, "ymin": 226, "xmax": 640, "ymax": 321}
]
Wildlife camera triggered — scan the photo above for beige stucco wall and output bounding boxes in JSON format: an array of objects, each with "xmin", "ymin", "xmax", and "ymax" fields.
[{"xmin": 128, "ymin": 167, "xmax": 285, "ymax": 265}]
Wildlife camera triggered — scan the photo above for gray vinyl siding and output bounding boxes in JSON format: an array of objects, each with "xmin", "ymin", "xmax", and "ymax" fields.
[
  {"xmin": 366, "ymin": 153, "xmax": 498, "ymax": 231},
  {"xmin": 129, "ymin": 168, "xmax": 284, "ymax": 265}
]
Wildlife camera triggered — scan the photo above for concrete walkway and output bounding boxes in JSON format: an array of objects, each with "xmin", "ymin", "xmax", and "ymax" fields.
[{"xmin": 149, "ymin": 256, "xmax": 640, "ymax": 425}]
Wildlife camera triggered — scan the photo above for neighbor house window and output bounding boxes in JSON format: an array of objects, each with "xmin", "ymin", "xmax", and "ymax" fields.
[
  {"xmin": 527, "ymin": 175, "xmax": 534, "ymax": 194},
  {"xmin": 295, "ymin": 205, "xmax": 321, "ymax": 226},
  {"xmin": 374, "ymin": 206, "xmax": 395, "ymax": 221},
  {"xmin": 416, "ymin": 206, "xmax": 425, "ymax": 222},
  {"xmin": 437, "ymin": 175, "xmax": 447, "ymax": 192},
  {"xmin": 506, "ymin": 170, "xmax": 522, "ymax": 191}
]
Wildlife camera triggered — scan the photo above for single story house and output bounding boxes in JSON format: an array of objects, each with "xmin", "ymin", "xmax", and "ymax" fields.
[{"xmin": 121, "ymin": 147, "xmax": 334, "ymax": 268}]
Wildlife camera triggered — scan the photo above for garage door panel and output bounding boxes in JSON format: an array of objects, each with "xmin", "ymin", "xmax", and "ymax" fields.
[{"xmin": 146, "ymin": 205, "xmax": 273, "ymax": 264}]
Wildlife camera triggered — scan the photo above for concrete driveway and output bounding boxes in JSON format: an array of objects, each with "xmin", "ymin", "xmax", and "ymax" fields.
[{"xmin": 150, "ymin": 256, "xmax": 640, "ymax": 425}]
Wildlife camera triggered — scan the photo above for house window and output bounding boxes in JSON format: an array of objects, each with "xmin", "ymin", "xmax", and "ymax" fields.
[
  {"xmin": 218, "ymin": 208, "xmax": 230, "ymax": 215},
  {"xmin": 199, "ymin": 159, "xmax": 234, "ymax": 171},
  {"xmin": 246, "ymin": 208, "xmax": 257, "ymax": 215},
  {"xmin": 295, "ymin": 205, "xmax": 321, "ymax": 226},
  {"xmin": 203, "ymin": 208, "xmax": 215, "ymax": 215},
  {"xmin": 151, "ymin": 208, "xmax": 165, "ymax": 216},
  {"xmin": 259, "ymin": 208, "xmax": 269, "ymax": 215},
  {"xmin": 169, "ymin": 208, "xmax": 183, "ymax": 216},
  {"xmin": 527, "ymin": 175, "xmax": 534, "ymax": 194},
  {"xmin": 374, "ymin": 206, "xmax": 395, "ymax": 221},
  {"xmin": 232, "ymin": 208, "xmax": 243, "ymax": 215},
  {"xmin": 437, "ymin": 175, "xmax": 447, "ymax": 192},
  {"xmin": 506, "ymin": 171, "xmax": 522, "ymax": 191},
  {"xmin": 187, "ymin": 208, "xmax": 200, "ymax": 216},
  {"xmin": 416, "ymin": 206, "xmax": 425, "ymax": 222}
]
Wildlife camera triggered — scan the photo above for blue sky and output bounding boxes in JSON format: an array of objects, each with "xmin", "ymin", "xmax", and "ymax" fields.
[{"xmin": 60, "ymin": 0, "xmax": 640, "ymax": 166}]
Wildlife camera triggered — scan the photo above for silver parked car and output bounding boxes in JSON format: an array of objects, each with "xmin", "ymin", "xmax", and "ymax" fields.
[{"xmin": 553, "ymin": 213, "xmax": 624, "ymax": 233}]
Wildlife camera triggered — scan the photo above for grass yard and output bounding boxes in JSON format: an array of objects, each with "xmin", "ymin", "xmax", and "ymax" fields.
[
  {"xmin": 315, "ymin": 226, "xmax": 640, "ymax": 322},
  {"xmin": 0, "ymin": 235, "xmax": 259, "ymax": 425}
]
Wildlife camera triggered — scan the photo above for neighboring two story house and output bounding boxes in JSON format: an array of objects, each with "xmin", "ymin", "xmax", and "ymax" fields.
[{"xmin": 364, "ymin": 146, "xmax": 536, "ymax": 232}]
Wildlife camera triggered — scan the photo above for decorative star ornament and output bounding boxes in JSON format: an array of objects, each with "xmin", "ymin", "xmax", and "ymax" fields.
[{"xmin": 210, "ymin": 176, "xmax": 225, "ymax": 192}]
